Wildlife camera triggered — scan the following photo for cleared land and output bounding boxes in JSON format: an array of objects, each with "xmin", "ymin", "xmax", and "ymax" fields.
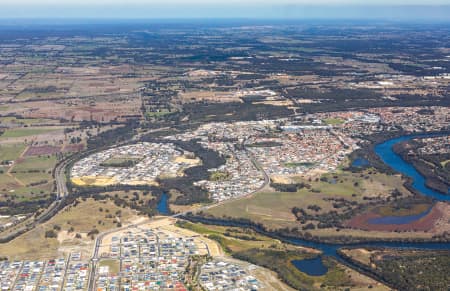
[
  {"xmin": 205, "ymin": 170, "xmax": 440, "ymax": 240},
  {"xmin": 0, "ymin": 198, "xmax": 140, "ymax": 260},
  {"xmin": 3, "ymin": 155, "xmax": 57, "ymax": 200}
]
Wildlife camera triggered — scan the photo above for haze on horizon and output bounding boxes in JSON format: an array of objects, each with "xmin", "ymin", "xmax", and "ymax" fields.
[{"xmin": 0, "ymin": 0, "xmax": 450, "ymax": 21}]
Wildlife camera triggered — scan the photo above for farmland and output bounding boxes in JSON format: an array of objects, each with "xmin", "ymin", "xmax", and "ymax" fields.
[
  {"xmin": 0, "ymin": 149, "xmax": 56, "ymax": 203},
  {"xmin": 0, "ymin": 20, "xmax": 449, "ymax": 290},
  {"xmin": 0, "ymin": 127, "xmax": 59, "ymax": 139},
  {"xmin": 0, "ymin": 144, "xmax": 26, "ymax": 162}
]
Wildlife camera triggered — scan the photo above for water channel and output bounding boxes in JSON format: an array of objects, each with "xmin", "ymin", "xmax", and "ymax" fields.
[
  {"xmin": 158, "ymin": 133, "xmax": 450, "ymax": 276},
  {"xmin": 292, "ymin": 132, "xmax": 450, "ymax": 275}
]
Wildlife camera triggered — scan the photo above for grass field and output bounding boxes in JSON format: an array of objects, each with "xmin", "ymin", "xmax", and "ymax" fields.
[
  {"xmin": 340, "ymin": 248, "xmax": 375, "ymax": 266},
  {"xmin": 206, "ymin": 170, "xmax": 415, "ymax": 238},
  {"xmin": 0, "ymin": 173, "xmax": 19, "ymax": 190},
  {"xmin": 208, "ymin": 172, "xmax": 402, "ymax": 221},
  {"xmin": 0, "ymin": 145, "xmax": 58, "ymax": 201},
  {"xmin": 145, "ymin": 110, "xmax": 174, "ymax": 119},
  {"xmin": 0, "ymin": 144, "xmax": 26, "ymax": 161},
  {"xmin": 6, "ymin": 155, "xmax": 57, "ymax": 198},
  {"xmin": 13, "ymin": 155, "xmax": 57, "ymax": 172},
  {"xmin": 176, "ymin": 221, "xmax": 293, "ymax": 253},
  {"xmin": 322, "ymin": 118, "xmax": 345, "ymax": 125},
  {"xmin": 100, "ymin": 156, "xmax": 141, "ymax": 168},
  {"xmin": 209, "ymin": 170, "xmax": 231, "ymax": 181},
  {"xmin": 0, "ymin": 127, "xmax": 58, "ymax": 139}
]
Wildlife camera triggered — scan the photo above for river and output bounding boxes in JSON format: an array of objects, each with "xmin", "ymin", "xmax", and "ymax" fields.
[
  {"xmin": 374, "ymin": 133, "xmax": 450, "ymax": 199},
  {"xmin": 290, "ymin": 132, "xmax": 450, "ymax": 275},
  {"xmin": 161, "ymin": 133, "xmax": 450, "ymax": 277}
]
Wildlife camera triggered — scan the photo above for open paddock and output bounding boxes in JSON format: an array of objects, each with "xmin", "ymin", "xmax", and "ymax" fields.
[
  {"xmin": 24, "ymin": 145, "xmax": 61, "ymax": 156},
  {"xmin": 0, "ymin": 127, "xmax": 59, "ymax": 139},
  {"xmin": 179, "ymin": 91, "xmax": 243, "ymax": 103},
  {"xmin": 15, "ymin": 98, "xmax": 141, "ymax": 123},
  {"xmin": 62, "ymin": 143, "xmax": 85, "ymax": 153}
]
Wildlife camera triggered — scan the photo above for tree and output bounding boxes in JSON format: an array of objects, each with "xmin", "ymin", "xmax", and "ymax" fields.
[{"xmin": 45, "ymin": 230, "xmax": 57, "ymax": 238}]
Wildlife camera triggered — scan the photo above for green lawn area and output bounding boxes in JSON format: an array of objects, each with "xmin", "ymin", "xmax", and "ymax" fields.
[
  {"xmin": 209, "ymin": 173, "xmax": 364, "ymax": 219},
  {"xmin": 100, "ymin": 156, "xmax": 141, "ymax": 168},
  {"xmin": 145, "ymin": 110, "xmax": 174, "ymax": 118},
  {"xmin": 209, "ymin": 170, "xmax": 231, "ymax": 181},
  {"xmin": 0, "ymin": 171, "xmax": 53, "ymax": 202},
  {"xmin": 0, "ymin": 144, "xmax": 26, "ymax": 161},
  {"xmin": 176, "ymin": 221, "xmax": 278, "ymax": 252},
  {"xmin": 13, "ymin": 155, "xmax": 57, "ymax": 172},
  {"xmin": 309, "ymin": 175, "xmax": 362, "ymax": 197},
  {"xmin": 0, "ymin": 127, "xmax": 57, "ymax": 138},
  {"xmin": 14, "ymin": 171, "xmax": 52, "ymax": 186},
  {"xmin": 0, "ymin": 155, "xmax": 58, "ymax": 200},
  {"xmin": 0, "ymin": 149, "xmax": 57, "ymax": 195},
  {"xmin": 207, "ymin": 189, "xmax": 323, "ymax": 228},
  {"xmin": 322, "ymin": 118, "xmax": 345, "ymax": 125}
]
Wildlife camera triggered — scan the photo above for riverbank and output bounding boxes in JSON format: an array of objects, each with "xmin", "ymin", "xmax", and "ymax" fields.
[
  {"xmin": 182, "ymin": 214, "xmax": 450, "ymax": 246},
  {"xmin": 392, "ymin": 138, "xmax": 450, "ymax": 195},
  {"xmin": 179, "ymin": 214, "xmax": 450, "ymax": 290},
  {"xmin": 373, "ymin": 131, "xmax": 450, "ymax": 201},
  {"xmin": 176, "ymin": 220, "xmax": 390, "ymax": 291}
]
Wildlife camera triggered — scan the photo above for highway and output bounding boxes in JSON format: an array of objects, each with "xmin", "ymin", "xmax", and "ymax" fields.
[
  {"xmin": 0, "ymin": 125, "xmax": 271, "ymax": 289},
  {"xmin": 54, "ymin": 159, "xmax": 69, "ymax": 199},
  {"xmin": 0, "ymin": 126, "xmax": 172, "ymax": 242},
  {"xmin": 0, "ymin": 155, "xmax": 74, "ymax": 242}
]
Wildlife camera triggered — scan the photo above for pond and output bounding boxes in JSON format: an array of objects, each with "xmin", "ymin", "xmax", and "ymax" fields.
[
  {"xmin": 156, "ymin": 193, "xmax": 170, "ymax": 215},
  {"xmin": 291, "ymin": 257, "xmax": 328, "ymax": 276},
  {"xmin": 351, "ymin": 157, "xmax": 370, "ymax": 168}
]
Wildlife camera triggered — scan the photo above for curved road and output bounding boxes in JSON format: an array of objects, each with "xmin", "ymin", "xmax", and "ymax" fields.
[
  {"xmin": 0, "ymin": 155, "xmax": 72, "ymax": 242},
  {"xmin": 87, "ymin": 147, "xmax": 270, "ymax": 290}
]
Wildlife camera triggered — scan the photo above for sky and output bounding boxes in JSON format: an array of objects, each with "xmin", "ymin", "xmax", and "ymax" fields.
[
  {"xmin": 1, "ymin": 0, "xmax": 450, "ymax": 4},
  {"xmin": 1, "ymin": 0, "xmax": 450, "ymax": 20}
]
